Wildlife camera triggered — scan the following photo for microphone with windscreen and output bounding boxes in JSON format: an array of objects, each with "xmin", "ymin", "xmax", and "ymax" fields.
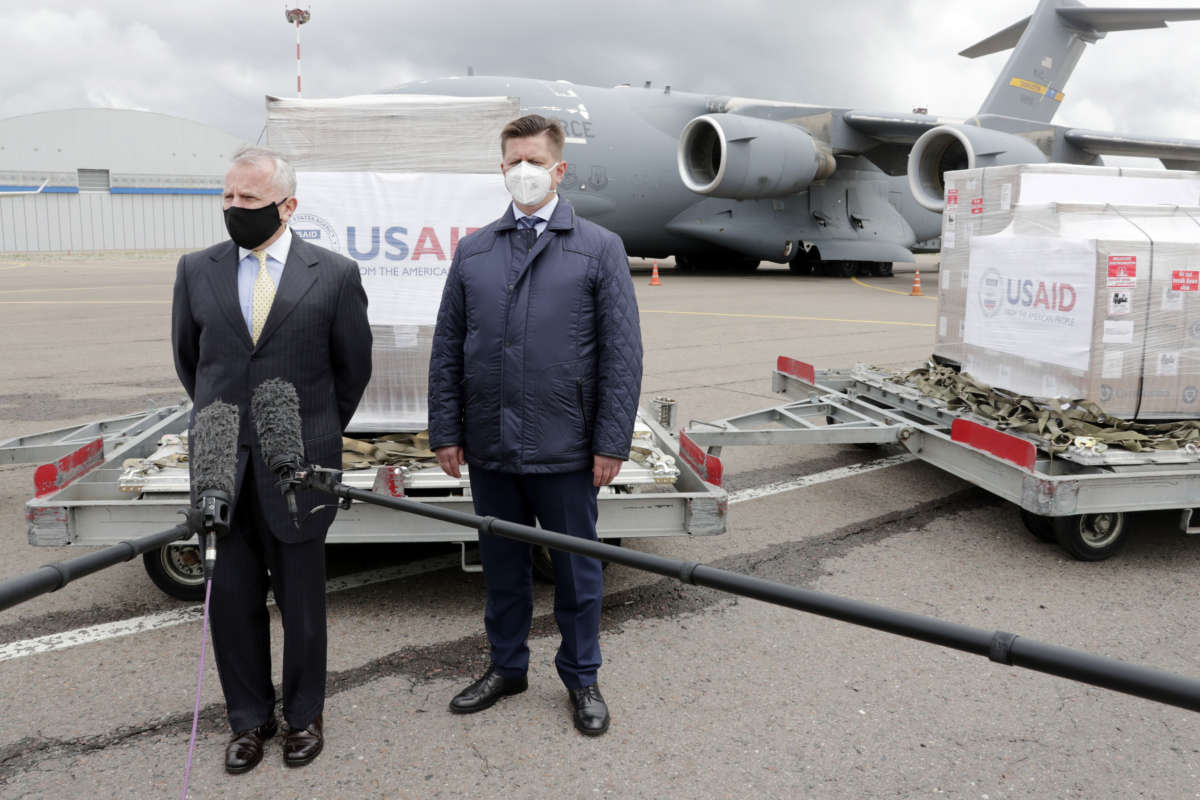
[
  {"xmin": 251, "ymin": 378, "xmax": 305, "ymax": 528},
  {"xmin": 190, "ymin": 400, "xmax": 239, "ymax": 577}
]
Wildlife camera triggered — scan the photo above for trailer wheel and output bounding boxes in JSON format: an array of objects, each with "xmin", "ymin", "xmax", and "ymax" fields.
[
  {"xmin": 1019, "ymin": 509, "xmax": 1057, "ymax": 542},
  {"xmin": 143, "ymin": 544, "xmax": 205, "ymax": 601},
  {"xmin": 532, "ymin": 540, "xmax": 620, "ymax": 584},
  {"xmin": 1053, "ymin": 513, "xmax": 1128, "ymax": 561}
]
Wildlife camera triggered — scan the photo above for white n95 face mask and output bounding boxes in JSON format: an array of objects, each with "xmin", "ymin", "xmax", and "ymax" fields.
[{"xmin": 504, "ymin": 160, "xmax": 558, "ymax": 206}]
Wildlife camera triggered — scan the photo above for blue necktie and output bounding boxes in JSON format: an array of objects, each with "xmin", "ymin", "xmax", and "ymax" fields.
[{"xmin": 512, "ymin": 216, "xmax": 539, "ymax": 267}]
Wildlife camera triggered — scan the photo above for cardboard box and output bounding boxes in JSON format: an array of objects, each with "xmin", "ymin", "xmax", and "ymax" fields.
[
  {"xmin": 958, "ymin": 204, "xmax": 1200, "ymax": 419},
  {"xmin": 933, "ymin": 164, "xmax": 1200, "ymax": 368}
]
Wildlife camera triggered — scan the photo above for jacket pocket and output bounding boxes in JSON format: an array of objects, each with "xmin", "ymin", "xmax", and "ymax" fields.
[{"xmin": 576, "ymin": 378, "xmax": 590, "ymax": 435}]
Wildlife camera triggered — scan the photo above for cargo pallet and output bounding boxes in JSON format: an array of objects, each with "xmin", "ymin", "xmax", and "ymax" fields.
[
  {"xmin": 1, "ymin": 404, "xmax": 727, "ymax": 600},
  {"xmin": 683, "ymin": 356, "xmax": 1200, "ymax": 561}
]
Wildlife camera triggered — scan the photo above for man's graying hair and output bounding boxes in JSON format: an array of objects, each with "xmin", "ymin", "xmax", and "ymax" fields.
[{"xmin": 232, "ymin": 146, "xmax": 298, "ymax": 198}]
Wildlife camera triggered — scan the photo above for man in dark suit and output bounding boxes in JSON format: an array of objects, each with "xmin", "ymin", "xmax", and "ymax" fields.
[
  {"xmin": 171, "ymin": 146, "xmax": 371, "ymax": 772},
  {"xmin": 428, "ymin": 115, "xmax": 643, "ymax": 736}
]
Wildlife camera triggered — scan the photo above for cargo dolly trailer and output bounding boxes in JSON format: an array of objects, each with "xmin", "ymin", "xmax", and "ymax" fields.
[
  {"xmin": 2, "ymin": 403, "xmax": 727, "ymax": 600},
  {"xmin": 684, "ymin": 357, "xmax": 1200, "ymax": 561}
]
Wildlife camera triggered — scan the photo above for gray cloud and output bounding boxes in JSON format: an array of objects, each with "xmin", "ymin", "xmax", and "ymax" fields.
[{"xmin": 2, "ymin": 0, "xmax": 1198, "ymax": 150}]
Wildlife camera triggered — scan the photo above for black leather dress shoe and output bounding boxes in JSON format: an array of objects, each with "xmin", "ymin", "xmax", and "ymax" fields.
[
  {"xmin": 225, "ymin": 716, "xmax": 278, "ymax": 775},
  {"xmin": 448, "ymin": 667, "xmax": 528, "ymax": 714},
  {"xmin": 569, "ymin": 684, "xmax": 610, "ymax": 736},
  {"xmin": 283, "ymin": 714, "xmax": 324, "ymax": 768}
]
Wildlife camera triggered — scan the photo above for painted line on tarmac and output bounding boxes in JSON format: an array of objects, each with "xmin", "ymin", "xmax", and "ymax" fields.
[
  {"xmin": 0, "ymin": 456, "xmax": 915, "ymax": 662},
  {"xmin": 727, "ymin": 454, "xmax": 915, "ymax": 504},
  {"xmin": 0, "ymin": 553, "xmax": 460, "ymax": 664},
  {"xmin": 640, "ymin": 309, "xmax": 935, "ymax": 328},
  {"xmin": 851, "ymin": 276, "xmax": 938, "ymax": 300}
]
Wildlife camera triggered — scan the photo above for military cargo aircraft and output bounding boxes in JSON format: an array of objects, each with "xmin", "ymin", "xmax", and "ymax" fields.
[{"xmin": 387, "ymin": 0, "xmax": 1200, "ymax": 277}]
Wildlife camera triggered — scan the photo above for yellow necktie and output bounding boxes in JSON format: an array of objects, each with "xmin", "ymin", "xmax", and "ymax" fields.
[{"xmin": 250, "ymin": 249, "xmax": 275, "ymax": 344}]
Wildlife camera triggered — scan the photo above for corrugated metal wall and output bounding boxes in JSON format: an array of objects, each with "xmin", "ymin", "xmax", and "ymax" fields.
[{"xmin": 0, "ymin": 190, "xmax": 225, "ymax": 252}]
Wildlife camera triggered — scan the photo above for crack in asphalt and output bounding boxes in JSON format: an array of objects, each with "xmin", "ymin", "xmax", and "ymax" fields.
[{"xmin": 0, "ymin": 487, "xmax": 990, "ymax": 785}]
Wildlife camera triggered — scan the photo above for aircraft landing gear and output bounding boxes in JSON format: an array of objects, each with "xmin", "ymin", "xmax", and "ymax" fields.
[
  {"xmin": 818, "ymin": 260, "xmax": 860, "ymax": 278},
  {"xmin": 788, "ymin": 248, "xmax": 819, "ymax": 275},
  {"xmin": 674, "ymin": 253, "xmax": 761, "ymax": 273}
]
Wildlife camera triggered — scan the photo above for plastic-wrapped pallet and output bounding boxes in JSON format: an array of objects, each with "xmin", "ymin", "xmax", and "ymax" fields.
[
  {"xmin": 934, "ymin": 164, "xmax": 1200, "ymax": 365},
  {"xmin": 958, "ymin": 202, "xmax": 1200, "ymax": 420},
  {"xmin": 265, "ymin": 94, "xmax": 518, "ymax": 174},
  {"xmin": 264, "ymin": 94, "xmax": 520, "ymax": 432}
]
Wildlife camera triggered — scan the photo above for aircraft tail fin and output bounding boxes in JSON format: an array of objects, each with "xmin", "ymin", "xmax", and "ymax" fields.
[{"xmin": 964, "ymin": 0, "xmax": 1200, "ymax": 123}]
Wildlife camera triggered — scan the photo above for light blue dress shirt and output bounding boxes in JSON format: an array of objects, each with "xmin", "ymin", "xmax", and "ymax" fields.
[
  {"xmin": 236, "ymin": 226, "xmax": 291, "ymax": 334},
  {"xmin": 511, "ymin": 193, "xmax": 558, "ymax": 236}
]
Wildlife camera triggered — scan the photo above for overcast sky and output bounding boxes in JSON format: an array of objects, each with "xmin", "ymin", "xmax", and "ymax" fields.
[{"xmin": 4, "ymin": 0, "xmax": 1199, "ymax": 151}]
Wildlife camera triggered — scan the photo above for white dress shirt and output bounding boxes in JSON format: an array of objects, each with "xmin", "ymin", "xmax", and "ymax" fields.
[
  {"xmin": 237, "ymin": 226, "xmax": 292, "ymax": 334},
  {"xmin": 512, "ymin": 194, "xmax": 559, "ymax": 236}
]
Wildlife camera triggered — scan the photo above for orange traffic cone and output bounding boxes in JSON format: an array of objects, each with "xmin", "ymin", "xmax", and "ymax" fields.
[
  {"xmin": 649, "ymin": 260, "xmax": 662, "ymax": 286},
  {"xmin": 910, "ymin": 270, "xmax": 923, "ymax": 296}
]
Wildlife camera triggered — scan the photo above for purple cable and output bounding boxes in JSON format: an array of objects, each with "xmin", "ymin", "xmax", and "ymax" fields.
[{"xmin": 181, "ymin": 578, "xmax": 213, "ymax": 800}]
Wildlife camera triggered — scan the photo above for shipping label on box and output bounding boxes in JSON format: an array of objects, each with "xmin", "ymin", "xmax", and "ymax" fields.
[
  {"xmin": 1173, "ymin": 270, "xmax": 1199, "ymax": 292},
  {"xmin": 1107, "ymin": 256, "xmax": 1138, "ymax": 288}
]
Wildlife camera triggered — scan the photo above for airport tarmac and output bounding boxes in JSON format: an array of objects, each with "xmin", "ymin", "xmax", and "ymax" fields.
[{"xmin": 1, "ymin": 252, "xmax": 1197, "ymax": 799}]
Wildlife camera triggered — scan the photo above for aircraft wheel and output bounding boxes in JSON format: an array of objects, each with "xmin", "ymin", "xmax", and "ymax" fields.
[
  {"xmin": 1053, "ymin": 512, "xmax": 1129, "ymax": 561},
  {"xmin": 143, "ymin": 544, "xmax": 206, "ymax": 601},
  {"xmin": 1019, "ymin": 508, "xmax": 1057, "ymax": 542},
  {"xmin": 533, "ymin": 539, "xmax": 620, "ymax": 583},
  {"xmin": 730, "ymin": 258, "xmax": 761, "ymax": 273},
  {"xmin": 673, "ymin": 255, "xmax": 695, "ymax": 273},
  {"xmin": 823, "ymin": 260, "xmax": 859, "ymax": 278},
  {"xmin": 789, "ymin": 248, "xmax": 819, "ymax": 275},
  {"xmin": 866, "ymin": 261, "xmax": 893, "ymax": 277}
]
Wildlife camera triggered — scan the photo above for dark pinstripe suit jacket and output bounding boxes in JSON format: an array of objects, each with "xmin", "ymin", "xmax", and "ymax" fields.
[{"xmin": 171, "ymin": 233, "xmax": 372, "ymax": 543}]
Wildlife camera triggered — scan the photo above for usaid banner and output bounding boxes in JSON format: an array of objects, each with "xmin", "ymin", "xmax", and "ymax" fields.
[
  {"xmin": 964, "ymin": 234, "xmax": 1097, "ymax": 371},
  {"xmin": 293, "ymin": 172, "xmax": 509, "ymax": 326}
]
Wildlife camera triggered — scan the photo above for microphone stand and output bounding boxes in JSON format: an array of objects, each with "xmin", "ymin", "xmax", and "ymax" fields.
[{"xmin": 297, "ymin": 465, "xmax": 1200, "ymax": 715}]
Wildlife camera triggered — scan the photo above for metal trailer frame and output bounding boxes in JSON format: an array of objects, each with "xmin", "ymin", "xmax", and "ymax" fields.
[
  {"xmin": 1, "ymin": 403, "xmax": 727, "ymax": 599},
  {"xmin": 683, "ymin": 357, "xmax": 1200, "ymax": 561}
]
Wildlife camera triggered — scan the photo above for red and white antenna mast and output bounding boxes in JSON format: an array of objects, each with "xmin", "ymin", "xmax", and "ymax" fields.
[{"xmin": 284, "ymin": 6, "xmax": 311, "ymax": 96}]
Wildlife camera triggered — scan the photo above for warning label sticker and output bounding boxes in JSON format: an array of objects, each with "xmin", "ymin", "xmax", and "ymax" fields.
[
  {"xmin": 1107, "ymin": 256, "xmax": 1137, "ymax": 288},
  {"xmin": 1172, "ymin": 270, "xmax": 1199, "ymax": 292}
]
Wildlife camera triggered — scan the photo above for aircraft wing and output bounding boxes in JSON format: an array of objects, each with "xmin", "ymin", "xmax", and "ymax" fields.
[
  {"xmin": 841, "ymin": 111, "xmax": 957, "ymax": 145},
  {"xmin": 1064, "ymin": 128, "xmax": 1200, "ymax": 168}
]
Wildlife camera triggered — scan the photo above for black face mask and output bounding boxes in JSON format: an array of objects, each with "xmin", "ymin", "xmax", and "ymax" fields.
[{"xmin": 223, "ymin": 200, "xmax": 286, "ymax": 250}]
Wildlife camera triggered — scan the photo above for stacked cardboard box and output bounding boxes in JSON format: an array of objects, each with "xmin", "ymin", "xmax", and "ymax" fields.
[
  {"xmin": 936, "ymin": 167, "xmax": 1200, "ymax": 419},
  {"xmin": 934, "ymin": 164, "xmax": 1200, "ymax": 367}
]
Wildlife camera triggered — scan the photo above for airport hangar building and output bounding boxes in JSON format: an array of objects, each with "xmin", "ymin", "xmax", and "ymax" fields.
[{"xmin": 0, "ymin": 108, "xmax": 248, "ymax": 252}]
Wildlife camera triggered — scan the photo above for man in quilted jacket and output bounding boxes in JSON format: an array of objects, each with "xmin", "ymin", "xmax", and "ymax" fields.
[{"xmin": 427, "ymin": 114, "xmax": 643, "ymax": 736}]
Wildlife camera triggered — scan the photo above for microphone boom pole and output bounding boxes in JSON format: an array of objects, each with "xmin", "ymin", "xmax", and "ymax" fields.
[
  {"xmin": 301, "ymin": 469, "xmax": 1200, "ymax": 715},
  {"xmin": 0, "ymin": 524, "xmax": 191, "ymax": 613}
]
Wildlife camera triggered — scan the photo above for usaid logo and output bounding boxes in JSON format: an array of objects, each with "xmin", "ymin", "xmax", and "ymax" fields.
[
  {"xmin": 978, "ymin": 268, "xmax": 1004, "ymax": 317},
  {"xmin": 978, "ymin": 268, "xmax": 1078, "ymax": 319},
  {"xmin": 1184, "ymin": 385, "xmax": 1199, "ymax": 405},
  {"xmin": 1099, "ymin": 384, "xmax": 1114, "ymax": 403},
  {"xmin": 1190, "ymin": 321, "xmax": 1200, "ymax": 340},
  {"xmin": 290, "ymin": 213, "xmax": 341, "ymax": 253}
]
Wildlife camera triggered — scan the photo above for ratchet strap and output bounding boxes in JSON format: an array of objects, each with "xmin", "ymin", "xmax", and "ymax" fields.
[{"xmin": 897, "ymin": 362, "xmax": 1200, "ymax": 455}]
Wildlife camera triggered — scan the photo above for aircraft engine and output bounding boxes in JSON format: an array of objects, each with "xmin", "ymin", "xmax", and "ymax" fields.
[
  {"xmin": 677, "ymin": 114, "xmax": 836, "ymax": 199},
  {"xmin": 907, "ymin": 125, "xmax": 1048, "ymax": 212}
]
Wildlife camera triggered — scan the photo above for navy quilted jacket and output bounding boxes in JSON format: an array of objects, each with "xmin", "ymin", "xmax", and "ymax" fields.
[{"xmin": 428, "ymin": 198, "xmax": 643, "ymax": 473}]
